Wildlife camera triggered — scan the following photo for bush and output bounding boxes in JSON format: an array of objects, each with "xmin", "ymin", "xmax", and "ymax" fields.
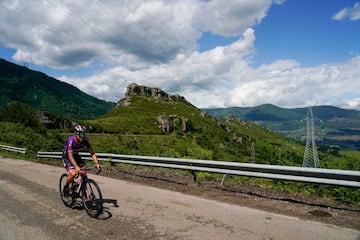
[{"xmin": 0, "ymin": 101, "xmax": 44, "ymax": 132}]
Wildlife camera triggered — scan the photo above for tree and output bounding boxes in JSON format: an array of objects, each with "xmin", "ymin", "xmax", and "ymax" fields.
[{"xmin": 0, "ymin": 101, "xmax": 42, "ymax": 131}]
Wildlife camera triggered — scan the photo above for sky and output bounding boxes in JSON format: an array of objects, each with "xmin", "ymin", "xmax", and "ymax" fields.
[{"xmin": 1, "ymin": 0, "xmax": 360, "ymax": 110}]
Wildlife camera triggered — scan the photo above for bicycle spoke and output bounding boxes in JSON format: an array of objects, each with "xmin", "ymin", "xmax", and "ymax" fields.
[
  {"xmin": 82, "ymin": 179, "xmax": 103, "ymax": 217},
  {"xmin": 59, "ymin": 173, "xmax": 74, "ymax": 207}
]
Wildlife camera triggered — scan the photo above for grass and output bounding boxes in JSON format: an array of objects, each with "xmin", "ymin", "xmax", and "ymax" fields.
[{"xmin": 2, "ymin": 94, "xmax": 360, "ymax": 205}]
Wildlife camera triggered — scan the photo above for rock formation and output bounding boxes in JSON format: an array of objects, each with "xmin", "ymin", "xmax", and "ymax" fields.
[{"xmin": 116, "ymin": 83, "xmax": 189, "ymax": 108}]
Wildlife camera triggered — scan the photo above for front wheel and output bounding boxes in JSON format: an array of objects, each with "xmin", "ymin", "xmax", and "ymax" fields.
[
  {"xmin": 82, "ymin": 178, "xmax": 103, "ymax": 217},
  {"xmin": 59, "ymin": 173, "xmax": 74, "ymax": 207}
]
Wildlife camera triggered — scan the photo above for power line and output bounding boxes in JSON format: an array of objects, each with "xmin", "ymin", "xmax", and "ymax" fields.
[
  {"xmin": 34, "ymin": 0, "xmax": 121, "ymax": 46},
  {"xmin": 91, "ymin": 0, "xmax": 186, "ymax": 63},
  {"xmin": 93, "ymin": 0, "xmax": 163, "ymax": 63},
  {"xmin": 1, "ymin": 0, "xmax": 145, "ymax": 67},
  {"xmin": 1, "ymin": 0, "xmax": 234, "ymax": 94},
  {"xmin": 0, "ymin": 1, "xmax": 109, "ymax": 58}
]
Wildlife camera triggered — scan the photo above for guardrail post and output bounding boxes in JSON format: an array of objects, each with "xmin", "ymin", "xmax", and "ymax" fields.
[
  {"xmin": 110, "ymin": 157, "xmax": 115, "ymax": 167},
  {"xmin": 189, "ymin": 163, "xmax": 197, "ymax": 182},
  {"xmin": 220, "ymin": 174, "xmax": 227, "ymax": 186},
  {"xmin": 191, "ymin": 170, "xmax": 197, "ymax": 182}
]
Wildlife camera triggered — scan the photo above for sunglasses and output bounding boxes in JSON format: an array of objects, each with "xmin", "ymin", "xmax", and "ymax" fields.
[{"xmin": 76, "ymin": 131, "xmax": 86, "ymax": 137}]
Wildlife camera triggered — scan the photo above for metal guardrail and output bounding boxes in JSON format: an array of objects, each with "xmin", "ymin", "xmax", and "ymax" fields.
[
  {"xmin": 0, "ymin": 144, "xmax": 26, "ymax": 154},
  {"xmin": 37, "ymin": 151, "xmax": 360, "ymax": 188}
]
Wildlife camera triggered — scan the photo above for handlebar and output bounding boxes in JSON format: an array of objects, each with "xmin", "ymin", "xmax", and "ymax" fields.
[{"xmin": 76, "ymin": 166, "xmax": 102, "ymax": 176}]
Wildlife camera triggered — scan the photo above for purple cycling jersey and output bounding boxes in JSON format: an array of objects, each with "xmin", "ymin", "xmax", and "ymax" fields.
[{"xmin": 62, "ymin": 135, "xmax": 91, "ymax": 158}]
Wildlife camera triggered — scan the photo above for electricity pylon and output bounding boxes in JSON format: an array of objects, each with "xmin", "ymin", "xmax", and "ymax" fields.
[{"xmin": 302, "ymin": 108, "xmax": 319, "ymax": 168}]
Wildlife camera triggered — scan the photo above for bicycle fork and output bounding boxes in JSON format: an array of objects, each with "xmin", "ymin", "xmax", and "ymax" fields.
[
  {"xmin": 73, "ymin": 175, "xmax": 91, "ymax": 199},
  {"xmin": 72, "ymin": 177, "xmax": 83, "ymax": 196}
]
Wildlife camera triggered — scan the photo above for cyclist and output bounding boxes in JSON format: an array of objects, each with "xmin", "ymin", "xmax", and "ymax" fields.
[{"xmin": 62, "ymin": 124, "xmax": 100, "ymax": 197}]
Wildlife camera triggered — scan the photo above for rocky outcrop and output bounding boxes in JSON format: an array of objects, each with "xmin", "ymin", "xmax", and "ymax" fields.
[
  {"xmin": 116, "ymin": 83, "xmax": 190, "ymax": 108},
  {"xmin": 156, "ymin": 113, "xmax": 192, "ymax": 134},
  {"xmin": 157, "ymin": 113, "xmax": 172, "ymax": 133},
  {"xmin": 37, "ymin": 111, "xmax": 73, "ymax": 129},
  {"xmin": 115, "ymin": 83, "xmax": 201, "ymax": 134}
]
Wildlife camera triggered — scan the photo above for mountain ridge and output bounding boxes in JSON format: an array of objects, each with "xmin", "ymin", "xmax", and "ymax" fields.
[
  {"xmin": 203, "ymin": 103, "xmax": 360, "ymax": 121},
  {"xmin": 203, "ymin": 104, "xmax": 360, "ymax": 149},
  {"xmin": 0, "ymin": 58, "xmax": 115, "ymax": 120}
]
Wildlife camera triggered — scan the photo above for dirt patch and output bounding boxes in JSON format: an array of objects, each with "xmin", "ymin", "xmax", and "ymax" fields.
[{"xmin": 308, "ymin": 210, "xmax": 332, "ymax": 218}]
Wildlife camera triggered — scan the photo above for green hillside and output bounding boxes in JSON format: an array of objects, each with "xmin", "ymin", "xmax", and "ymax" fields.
[
  {"xmin": 81, "ymin": 89, "xmax": 303, "ymax": 166},
  {"xmin": 0, "ymin": 59, "xmax": 115, "ymax": 119},
  {"xmin": 203, "ymin": 104, "xmax": 360, "ymax": 149},
  {"xmin": 1, "ymin": 84, "xmax": 359, "ymax": 204},
  {"xmin": 82, "ymin": 94, "xmax": 360, "ymax": 204}
]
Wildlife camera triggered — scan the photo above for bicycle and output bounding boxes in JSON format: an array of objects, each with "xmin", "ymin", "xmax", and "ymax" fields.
[{"xmin": 59, "ymin": 166, "xmax": 103, "ymax": 218}]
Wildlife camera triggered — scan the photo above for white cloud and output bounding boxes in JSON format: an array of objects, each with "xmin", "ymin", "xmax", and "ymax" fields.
[
  {"xmin": 0, "ymin": 0, "xmax": 202, "ymax": 68},
  {"xmin": 1, "ymin": 0, "xmax": 360, "ymax": 110},
  {"xmin": 0, "ymin": 0, "xmax": 274, "ymax": 69},
  {"xmin": 60, "ymin": 31, "xmax": 360, "ymax": 111},
  {"xmin": 228, "ymin": 56, "xmax": 360, "ymax": 109},
  {"xmin": 333, "ymin": 1, "xmax": 360, "ymax": 21},
  {"xmin": 194, "ymin": 0, "xmax": 272, "ymax": 37}
]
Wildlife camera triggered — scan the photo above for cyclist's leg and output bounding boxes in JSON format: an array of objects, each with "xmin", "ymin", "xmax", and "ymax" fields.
[
  {"xmin": 62, "ymin": 157, "xmax": 76, "ymax": 186},
  {"xmin": 75, "ymin": 155, "xmax": 85, "ymax": 169},
  {"xmin": 66, "ymin": 169, "xmax": 76, "ymax": 185},
  {"xmin": 63, "ymin": 155, "xmax": 85, "ymax": 189},
  {"xmin": 61, "ymin": 158, "xmax": 72, "ymax": 197},
  {"xmin": 68, "ymin": 155, "xmax": 86, "ymax": 183}
]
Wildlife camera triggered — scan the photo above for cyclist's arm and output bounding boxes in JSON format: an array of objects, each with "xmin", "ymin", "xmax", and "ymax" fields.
[{"xmin": 89, "ymin": 147, "xmax": 100, "ymax": 169}]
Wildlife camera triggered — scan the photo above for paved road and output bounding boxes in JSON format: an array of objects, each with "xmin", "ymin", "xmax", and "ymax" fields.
[{"xmin": 0, "ymin": 157, "xmax": 359, "ymax": 240}]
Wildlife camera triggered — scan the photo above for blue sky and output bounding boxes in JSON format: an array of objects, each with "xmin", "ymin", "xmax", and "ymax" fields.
[
  {"xmin": 252, "ymin": 0, "xmax": 360, "ymax": 67},
  {"xmin": 1, "ymin": 0, "xmax": 360, "ymax": 110}
]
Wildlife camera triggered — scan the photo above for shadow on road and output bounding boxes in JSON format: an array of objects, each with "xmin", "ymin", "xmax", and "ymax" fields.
[
  {"xmin": 96, "ymin": 198, "xmax": 119, "ymax": 220},
  {"xmin": 67, "ymin": 198, "xmax": 119, "ymax": 220}
]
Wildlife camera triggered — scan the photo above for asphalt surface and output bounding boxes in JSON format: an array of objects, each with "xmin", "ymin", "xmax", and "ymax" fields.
[{"xmin": 1, "ymin": 157, "xmax": 359, "ymax": 240}]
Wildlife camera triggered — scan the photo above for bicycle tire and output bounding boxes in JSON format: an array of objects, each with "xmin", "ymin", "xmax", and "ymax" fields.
[
  {"xmin": 82, "ymin": 178, "xmax": 103, "ymax": 217},
  {"xmin": 59, "ymin": 173, "xmax": 74, "ymax": 207}
]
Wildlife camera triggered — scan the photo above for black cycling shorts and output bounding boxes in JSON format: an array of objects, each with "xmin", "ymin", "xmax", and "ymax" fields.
[{"xmin": 62, "ymin": 154, "xmax": 85, "ymax": 170}]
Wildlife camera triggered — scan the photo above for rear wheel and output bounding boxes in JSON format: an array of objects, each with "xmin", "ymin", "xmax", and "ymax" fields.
[
  {"xmin": 59, "ymin": 173, "xmax": 74, "ymax": 207},
  {"xmin": 82, "ymin": 178, "xmax": 103, "ymax": 217}
]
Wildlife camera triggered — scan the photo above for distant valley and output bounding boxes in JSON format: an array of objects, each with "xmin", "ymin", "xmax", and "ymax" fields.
[{"xmin": 203, "ymin": 104, "xmax": 360, "ymax": 149}]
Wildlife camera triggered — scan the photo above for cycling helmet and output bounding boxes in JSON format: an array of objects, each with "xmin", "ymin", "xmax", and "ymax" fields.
[{"xmin": 74, "ymin": 124, "xmax": 86, "ymax": 137}]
